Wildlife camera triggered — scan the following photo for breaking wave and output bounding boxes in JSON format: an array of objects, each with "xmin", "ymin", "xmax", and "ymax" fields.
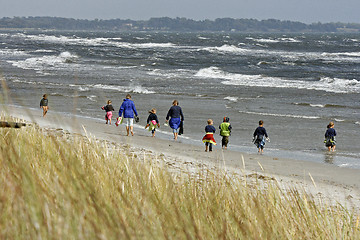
[
  {"xmin": 238, "ymin": 110, "xmax": 320, "ymax": 119},
  {"xmin": 92, "ymin": 84, "xmax": 155, "ymax": 94},
  {"xmin": 8, "ymin": 51, "xmax": 78, "ymax": 73},
  {"xmin": 195, "ymin": 67, "xmax": 360, "ymax": 93}
]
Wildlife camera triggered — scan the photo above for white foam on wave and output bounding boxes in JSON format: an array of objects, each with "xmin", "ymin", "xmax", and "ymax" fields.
[
  {"xmin": 8, "ymin": 51, "xmax": 78, "ymax": 74},
  {"xmin": 224, "ymin": 96, "xmax": 238, "ymax": 102},
  {"xmin": 92, "ymin": 84, "xmax": 155, "ymax": 94},
  {"xmin": 198, "ymin": 41, "xmax": 360, "ymax": 64},
  {"xmin": 79, "ymin": 86, "xmax": 90, "ymax": 92},
  {"xmin": 11, "ymin": 78, "xmax": 64, "ymax": 86},
  {"xmin": 238, "ymin": 110, "xmax": 320, "ymax": 119},
  {"xmin": 147, "ymin": 68, "xmax": 192, "ymax": 79},
  {"xmin": 195, "ymin": 66, "xmax": 360, "ymax": 93},
  {"xmin": 321, "ymin": 51, "xmax": 360, "ymax": 58},
  {"xmin": 0, "ymin": 49, "xmax": 28, "ymax": 56},
  {"xmin": 13, "ymin": 33, "xmax": 181, "ymax": 50},
  {"xmin": 309, "ymin": 104, "xmax": 325, "ymax": 108},
  {"xmin": 33, "ymin": 49, "xmax": 56, "ymax": 53},
  {"xmin": 197, "ymin": 36, "xmax": 209, "ymax": 40},
  {"xmin": 253, "ymin": 37, "xmax": 301, "ymax": 43},
  {"xmin": 201, "ymin": 44, "xmax": 250, "ymax": 54},
  {"xmin": 87, "ymin": 95, "xmax": 97, "ymax": 102},
  {"xmin": 254, "ymin": 38, "xmax": 280, "ymax": 43},
  {"xmin": 355, "ymin": 121, "xmax": 360, "ymax": 125}
]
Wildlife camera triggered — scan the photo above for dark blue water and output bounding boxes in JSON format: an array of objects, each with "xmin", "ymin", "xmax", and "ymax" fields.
[{"xmin": 1, "ymin": 30, "xmax": 360, "ymax": 168}]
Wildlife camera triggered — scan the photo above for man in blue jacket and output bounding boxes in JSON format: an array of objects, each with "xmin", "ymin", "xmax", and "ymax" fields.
[{"xmin": 118, "ymin": 94, "xmax": 138, "ymax": 136}]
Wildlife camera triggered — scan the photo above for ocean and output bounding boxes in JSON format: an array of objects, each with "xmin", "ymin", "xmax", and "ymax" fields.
[{"xmin": 1, "ymin": 30, "xmax": 359, "ymax": 168}]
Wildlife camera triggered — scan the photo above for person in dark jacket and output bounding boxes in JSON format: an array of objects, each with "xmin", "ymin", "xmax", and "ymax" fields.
[
  {"xmin": 253, "ymin": 120, "xmax": 269, "ymax": 153},
  {"xmin": 118, "ymin": 94, "xmax": 138, "ymax": 136},
  {"xmin": 145, "ymin": 108, "xmax": 160, "ymax": 137},
  {"xmin": 324, "ymin": 121, "xmax": 337, "ymax": 152},
  {"xmin": 165, "ymin": 100, "xmax": 184, "ymax": 140},
  {"xmin": 40, "ymin": 94, "xmax": 49, "ymax": 117}
]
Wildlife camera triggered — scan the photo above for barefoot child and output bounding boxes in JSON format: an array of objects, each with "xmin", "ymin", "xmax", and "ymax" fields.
[
  {"xmin": 40, "ymin": 94, "xmax": 49, "ymax": 117},
  {"xmin": 253, "ymin": 120, "xmax": 269, "ymax": 153},
  {"xmin": 202, "ymin": 119, "xmax": 217, "ymax": 152},
  {"xmin": 145, "ymin": 108, "xmax": 160, "ymax": 137},
  {"xmin": 102, "ymin": 100, "xmax": 115, "ymax": 124},
  {"xmin": 219, "ymin": 116, "xmax": 232, "ymax": 149},
  {"xmin": 324, "ymin": 121, "xmax": 336, "ymax": 151}
]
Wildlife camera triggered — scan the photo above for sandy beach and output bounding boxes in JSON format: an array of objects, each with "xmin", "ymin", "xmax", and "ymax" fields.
[{"xmin": 2, "ymin": 104, "xmax": 360, "ymax": 210}]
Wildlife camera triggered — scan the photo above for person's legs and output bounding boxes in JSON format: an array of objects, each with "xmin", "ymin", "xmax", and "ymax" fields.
[
  {"xmin": 42, "ymin": 106, "xmax": 48, "ymax": 117},
  {"xmin": 107, "ymin": 112, "xmax": 112, "ymax": 125},
  {"xmin": 209, "ymin": 143, "xmax": 213, "ymax": 152},
  {"xmin": 173, "ymin": 128, "xmax": 179, "ymax": 140},
  {"xmin": 152, "ymin": 129, "xmax": 155, "ymax": 137},
  {"xmin": 125, "ymin": 118, "xmax": 134, "ymax": 136},
  {"xmin": 222, "ymin": 136, "xmax": 229, "ymax": 149},
  {"xmin": 205, "ymin": 142, "xmax": 209, "ymax": 152},
  {"xmin": 130, "ymin": 126, "xmax": 134, "ymax": 136}
]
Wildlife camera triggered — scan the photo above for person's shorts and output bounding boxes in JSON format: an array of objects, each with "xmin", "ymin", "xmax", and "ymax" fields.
[
  {"xmin": 124, "ymin": 118, "xmax": 134, "ymax": 127},
  {"xmin": 106, "ymin": 111, "xmax": 113, "ymax": 120},
  {"xmin": 172, "ymin": 128, "xmax": 179, "ymax": 133}
]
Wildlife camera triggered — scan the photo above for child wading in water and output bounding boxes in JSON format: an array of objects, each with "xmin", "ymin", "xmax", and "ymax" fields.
[
  {"xmin": 202, "ymin": 119, "xmax": 217, "ymax": 152},
  {"xmin": 324, "ymin": 121, "xmax": 337, "ymax": 151},
  {"xmin": 40, "ymin": 94, "xmax": 49, "ymax": 117},
  {"xmin": 102, "ymin": 100, "xmax": 115, "ymax": 124},
  {"xmin": 253, "ymin": 120, "xmax": 269, "ymax": 153},
  {"xmin": 219, "ymin": 117, "xmax": 232, "ymax": 149},
  {"xmin": 145, "ymin": 108, "xmax": 160, "ymax": 137}
]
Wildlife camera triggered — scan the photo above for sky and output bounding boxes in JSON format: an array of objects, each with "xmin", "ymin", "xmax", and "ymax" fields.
[{"xmin": 1, "ymin": 0, "xmax": 360, "ymax": 24}]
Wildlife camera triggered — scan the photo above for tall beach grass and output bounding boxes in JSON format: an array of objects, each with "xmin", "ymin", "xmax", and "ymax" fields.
[{"xmin": 0, "ymin": 115, "xmax": 359, "ymax": 239}]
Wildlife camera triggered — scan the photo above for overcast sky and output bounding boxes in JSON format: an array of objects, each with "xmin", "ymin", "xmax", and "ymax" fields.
[{"xmin": 1, "ymin": 0, "xmax": 360, "ymax": 24}]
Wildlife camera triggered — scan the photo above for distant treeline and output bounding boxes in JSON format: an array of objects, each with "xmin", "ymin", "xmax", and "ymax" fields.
[{"xmin": 1, "ymin": 16, "xmax": 360, "ymax": 32}]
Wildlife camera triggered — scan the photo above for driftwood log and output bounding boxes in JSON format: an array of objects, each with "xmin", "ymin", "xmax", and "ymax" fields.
[{"xmin": 0, "ymin": 121, "xmax": 27, "ymax": 128}]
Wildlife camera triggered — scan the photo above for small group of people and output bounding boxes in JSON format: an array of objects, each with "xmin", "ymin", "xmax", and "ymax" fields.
[
  {"xmin": 201, "ymin": 118, "xmax": 269, "ymax": 153},
  {"xmin": 102, "ymin": 95, "xmax": 184, "ymax": 139},
  {"xmin": 102, "ymin": 94, "xmax": 139, "ymax": 136},
  {"xmin": 202, "ymin": 117, "xmax": 232, "ymax": 152},
  {"xmin": 99, "ymin": 94, "xmax": 338, "ymax": 153},
  {"xmin": 42, "ymin": 93, "xmax": 337, "ymax": 153}
]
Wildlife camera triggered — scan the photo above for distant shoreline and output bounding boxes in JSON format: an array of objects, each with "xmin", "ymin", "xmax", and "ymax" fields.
[{"xmin": 1, "ymin": 16, "xmax": 359, "ymax": 33}]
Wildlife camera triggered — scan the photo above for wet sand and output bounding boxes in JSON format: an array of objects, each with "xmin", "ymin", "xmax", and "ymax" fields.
[{"xmin": 2, "ymin": 104, "xmax": 360, "ymax": 210}]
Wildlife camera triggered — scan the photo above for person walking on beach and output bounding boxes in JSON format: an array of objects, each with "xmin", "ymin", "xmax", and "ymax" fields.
[
  {"xmin": 102, "ymin": 100, "xmax": 115, "ymax": 125},
  {"xmin": 324, "ymin": 121, "xmax": 337, "ymax": 152},
  {"xmin": 253, "ymin": 120, "xmax": 269, "ymax": 153},
  {"xmin": 40, "ymin": 94, "xmax": 49, "ymax": 117},
  {"xmin": 118, "ymin": 94, "xmax": 138, "ymax": 136},
  {"xmin": 166, "ymin": 100, "xmax": 184, "ymax": 141},
  {"xmin": 145, "ymin": 108, "xmax": 160, "ymax": 137},
  {"xmin": 202, "ymin": 119, "xmax": 217, "ymax": 152},
  {"xmin": 219, "ymin": 116, "xmax": 232, "ymax": 149}
]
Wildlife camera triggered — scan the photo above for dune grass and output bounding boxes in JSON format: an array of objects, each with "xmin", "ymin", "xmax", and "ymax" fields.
[{"xmin": 0, "ymin": 116, "xmax": 359, "ymax": 239}]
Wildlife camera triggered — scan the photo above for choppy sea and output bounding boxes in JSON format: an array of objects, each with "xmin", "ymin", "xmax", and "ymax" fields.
[{"xmin": 1, "ymin": 30, "xmax": 359, "ymax": 168}]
